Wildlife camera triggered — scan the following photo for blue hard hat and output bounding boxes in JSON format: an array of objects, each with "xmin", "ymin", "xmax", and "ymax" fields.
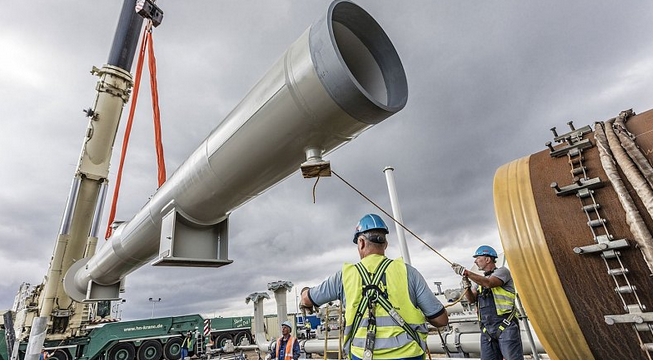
[
  {"xmin": 353, "ymin": 214, "xmax": 389, "ymax": 244},
  {"xmin": 473, "ymin": 245, "xmax": 498, "ymax": 258}
]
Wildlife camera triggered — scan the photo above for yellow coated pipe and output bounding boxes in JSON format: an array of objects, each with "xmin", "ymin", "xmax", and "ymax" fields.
[{"xmin": 493, "ymin": 156, "xmax": 594, "ymax": 360}]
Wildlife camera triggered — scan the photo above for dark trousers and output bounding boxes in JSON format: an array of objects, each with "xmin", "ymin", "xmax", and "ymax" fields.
[{"xmin": 480, "ymin": 322, "xmax": 523, "ymax": 360}]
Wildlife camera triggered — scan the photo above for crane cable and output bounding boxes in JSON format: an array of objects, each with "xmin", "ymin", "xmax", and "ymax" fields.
[
  {"xmin": 326, "ymin": 170, "xmax": 472, "ymax": 306},
  {"xmin": 317, "ymin": 169, "xmax": 473, "ymax": 357},
  {"xmin": 105, "ymin": 21, "xmax": 167, "ymax": 240},
  {"xmin": 329, "ymin": 170, "xmax": 453, "ymax": 266}
]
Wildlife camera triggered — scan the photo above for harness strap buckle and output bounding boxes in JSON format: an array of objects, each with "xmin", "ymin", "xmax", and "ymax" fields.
[{"xmin": 346, "ymin": 258, "xmax": 394, "ymax": 356}]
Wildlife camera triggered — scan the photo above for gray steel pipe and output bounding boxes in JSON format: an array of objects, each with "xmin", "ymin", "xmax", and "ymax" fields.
[
  {"xmin": 65, "ymin": 0, "xmax": 407, "ymax": 301},
  {"xmin": 254, "ymin": 329, "xmax": 543, "ymax": 356},
  {"xmin": 256, "ymin": 328, "xmax": 544, "ymax": 356},
  {"xmin": 250, "ymin": 286, "xmax": 544, "ymax": 357}
]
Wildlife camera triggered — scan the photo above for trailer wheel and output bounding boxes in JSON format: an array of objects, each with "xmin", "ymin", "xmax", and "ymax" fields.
[
  {"xmin": 138, "ymin": 340, "xmax": 163, "ymax": 360},
  {"xmin": 234, "ymin": 331, "xmax": 251, "ymax": 346},
  {"xmin": 215, "ymin": 334, "xmax": 233, "ymax": 348},
  {"xmin": 49, "ymin": 349, "xmax": 71, "ymax": 360},
  {"xmin": 108, "ymin": 343, "xmax": 136, "ymax": 360},
  {"xmin": 163, "ymin": 337, "xmax": 182, "ymax": 360}
]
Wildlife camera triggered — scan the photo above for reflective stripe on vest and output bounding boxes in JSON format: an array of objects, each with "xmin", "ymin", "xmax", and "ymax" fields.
[
  {"xmin": 344, "ymin": 317, "xmax": 429, "ymax": 334},
  {"xmin": 350, "ymin": 332, "xmax": 422, "ymax": 350},
  {"xmin": 276, "ymin": 336, "xmax": 296, "ymax": 360},
  {"xmin": 342, "ymin": 255, "xmax": 428, "ymax": 359},
  {"xmin": 477, "ymin": 284, "xmax": 516, "ymax": 316}
]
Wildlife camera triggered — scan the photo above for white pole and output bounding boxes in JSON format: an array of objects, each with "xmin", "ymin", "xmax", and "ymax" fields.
[
  {"xmin": 383, "ymin": 166, "xmax": 411, "ymax": 265},
  {"xmin": 295, "ymin": 287, "xmax": 299, "ymax": 315},
  {"xmin": 516, "ymin": 293, "xmax": 541, "ymax": 360},
  {"xmin": 149, "ymin": 297, "xmax": 161, "ymax": 318}
]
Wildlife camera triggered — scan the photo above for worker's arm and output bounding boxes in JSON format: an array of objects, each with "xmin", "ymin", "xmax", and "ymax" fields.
[
  {"xmin": 292, "ymin": 338, "xmax": 301, "ymax": 360},
  {"xmin": 267, "ymin": 342, "xmax": 276, "ymax": 359},
  {"xmin": 466, "ymin": 271, "xmax": 503, "ymax": 289},
  {"xmin": 452, "ymin": 263, "xmax": 503, "ymax": 289},
  {"xmin": 407, "ymin": 264, "xmax": 449, "ymax": 327},
  {"xmin": 301, "ymin": 271, "xmax": 342, "ymax": 308},
  {"xmin": 426, "ymin": 308, "xmax": 448, "ymax": 327},
  {"xmin": 300, "ymin": 287, "xmax": 314, "ymax": 308},
  {"xmin": 464, "ymin": 278, "xmax": 477, "ymax": 303}
]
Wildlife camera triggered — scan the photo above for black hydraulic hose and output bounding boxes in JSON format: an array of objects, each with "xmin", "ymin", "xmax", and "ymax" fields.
[{"xmin": 107, "ymin": 0, "xmax": 144, "ymax": 71}]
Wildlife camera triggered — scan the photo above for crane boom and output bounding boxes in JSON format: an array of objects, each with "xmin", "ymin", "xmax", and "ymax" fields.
[{"xmin": 35, "ymin": 0, "xmax": 144, "ymax": 341}]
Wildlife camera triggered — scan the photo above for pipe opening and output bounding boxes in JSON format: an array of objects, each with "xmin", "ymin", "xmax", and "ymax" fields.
[{"xmin": 330, "ymin": 1, "xmax": 407, "ymax": 110}]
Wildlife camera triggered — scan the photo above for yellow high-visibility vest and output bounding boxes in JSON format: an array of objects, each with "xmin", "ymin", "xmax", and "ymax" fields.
[
  {"xmin": 477, "ymin": 284, "xmax": 516, "ymax": 315},
  {"xmin": 343, "ymin": 255, "xmax": 428, "ymax": 359},
  {"xmin": 275, "ymin": 336, "xmax": 296, "ymax": 360}
]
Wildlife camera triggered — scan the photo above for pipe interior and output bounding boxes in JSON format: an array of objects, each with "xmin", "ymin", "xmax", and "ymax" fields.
[{"xmin": 330, "ymin": 2, "xmax": 406, "ymax": 108}]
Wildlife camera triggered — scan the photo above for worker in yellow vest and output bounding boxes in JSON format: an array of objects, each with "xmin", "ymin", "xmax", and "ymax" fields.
[
  {"xmin": 181, "ymin": 331, "xmax": 194, "ymax": 360},
  {"xmin": 268, "ymin": 321, "xmax": 300, "ymax": 360},
  {"xmin": 303, "ymin": 320, "xmax": 312, "ymax": 339},
  {"xmin": 300, "ymin": 214, "xmax": 448, "ymax": 360},
  {"xmin": 451, "ymin": 245, "xmax": 523, "ymax": 360}
]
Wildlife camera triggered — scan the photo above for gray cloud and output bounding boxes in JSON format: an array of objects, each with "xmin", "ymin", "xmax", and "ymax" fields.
[{"xmin": 1, "ymin": 0, "xmax": 653, "ymax": 320}]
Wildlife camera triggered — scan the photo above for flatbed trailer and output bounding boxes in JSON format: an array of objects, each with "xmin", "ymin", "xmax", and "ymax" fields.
[
  {"xmin": 1, "ymin": 314, "xmax": 255, "ymax": 360},
  {"xmin": 5, "ymin": 314, "xmax": 202, "ymax": 360}
]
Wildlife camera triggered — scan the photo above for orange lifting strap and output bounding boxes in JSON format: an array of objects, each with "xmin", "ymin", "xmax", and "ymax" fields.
[{"xmin": 105, "ymin": 22, "xmax": 167, "ymax": 240}]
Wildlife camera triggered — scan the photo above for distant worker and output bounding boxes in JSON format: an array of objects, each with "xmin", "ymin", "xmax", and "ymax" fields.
[
  {"xmin": 300, "ymin": 214, "xmax": 448, "ymax": 360},
  {"xmin": 181, "ymin": 331, "xmax": 194, "ymax": 360},
  {"xmin": 303, "ymin": 320, "xmax": 312, "ymax": 339},
  {"xmin": 451, "ymin": 245, "xmax": 523, "ymax": 360},
  {"xmin": 267, "ymin": 321, "xmax": 300, "ymax": 360}
]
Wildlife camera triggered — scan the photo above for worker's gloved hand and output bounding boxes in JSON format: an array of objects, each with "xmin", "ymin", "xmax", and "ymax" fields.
[
  {"xmin": 265, "ymin": 354, "xmax": 272, "ymax": 360},
  {"xmin": 451, "ymin": 263, "xmax": 467, "ymax": 276},
  {"xmin": 299, "ymin": 303, "xmax": 316, "ymax": 315},
  {"xmin": 299, "ymin": 287, "xmax": 317, "ymax": 314},
  {"xmin": 462, "ymin": 276, "xmax": 472, "ymax": 289}
]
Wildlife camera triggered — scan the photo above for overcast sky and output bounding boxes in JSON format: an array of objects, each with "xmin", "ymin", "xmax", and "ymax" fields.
[{"xmin": 2, "ymin": 1, "xmax": 653, "ymax": 322}]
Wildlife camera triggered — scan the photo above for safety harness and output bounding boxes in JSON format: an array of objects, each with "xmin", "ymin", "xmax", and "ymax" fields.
[
  {"xmin": 477, "ymin": 292, "xmax": 518, "ymax": 335},
  {"xmin": 477, "ymin": 270, "xmax": 518, "ymax": 339},
  {"xmin": 344, "ymin": 258, "xmax": 425, "ymax": 360}
]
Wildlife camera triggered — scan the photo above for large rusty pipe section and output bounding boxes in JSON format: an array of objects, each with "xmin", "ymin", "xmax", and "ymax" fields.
[
  {"xmin": 65, "ymin": 0, "xmax": 407, "ymax": 302},
  {"xmin": 494, "ymin": 110, "xmax": 653, "ymax": 360}
]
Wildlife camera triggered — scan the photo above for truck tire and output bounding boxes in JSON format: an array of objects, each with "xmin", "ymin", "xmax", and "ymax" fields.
[
  {"xmin": 49, "ymin": 349, "xmax": 71, "ymax": 360},
  {"xmin": 215, "ymin": 334, "xmax": 233, "ymax": 348},
  {"xmin": 137, "ymin": 340, "xmax": 163, "ymax": 360},
  {"xmin": 163, "ymin": 338, "xmax": 182, "ymax": 360},
  {"xmin": 108, "ymin": 343, "xmax": 136, "ymax": 360},
  {"xmin": 234, "ymin": 331, "xmax": 251, "ymax": 346}
]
